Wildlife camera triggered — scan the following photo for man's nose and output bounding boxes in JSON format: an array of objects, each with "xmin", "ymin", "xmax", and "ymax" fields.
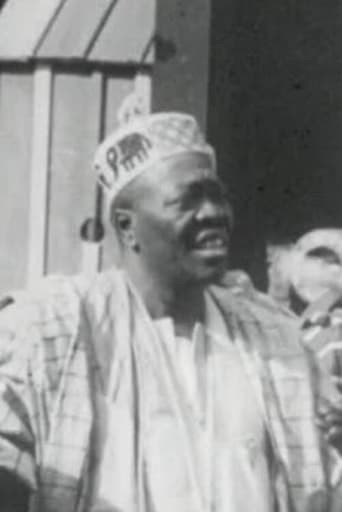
[{"xmin": 195, "ymin": 197, "xmax": 224, "ymax": 221}]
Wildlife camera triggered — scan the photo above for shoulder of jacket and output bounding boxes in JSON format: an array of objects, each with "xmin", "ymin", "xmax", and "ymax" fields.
[
  {"xmin": 0, "ymin": 269, "xmax": 122, "ymax": 340},
  {"xmin": 213, "ymin": 270, "xmax": 297, "ymax": 322},
  {"xmin": 210, "ymin": 283, "xmax": 298, "ymax": 332}
]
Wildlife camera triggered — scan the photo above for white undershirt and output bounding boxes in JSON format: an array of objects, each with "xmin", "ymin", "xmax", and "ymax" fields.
[{"xmin": 152, "ymin": 293, "xmax": 273, "ymax": 512}]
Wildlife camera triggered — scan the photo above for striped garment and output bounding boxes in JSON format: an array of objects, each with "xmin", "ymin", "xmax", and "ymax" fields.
[
  {"xmin": 301, "ymin": 289, "xmax": 342, "ymax": 379},
  {"xmin": 0, "ymin": 269, "xmax": 333, "ymax": 511},
  {"xmin": 300, "ymin": 289, "xmax": 342, "ymax": 511}
]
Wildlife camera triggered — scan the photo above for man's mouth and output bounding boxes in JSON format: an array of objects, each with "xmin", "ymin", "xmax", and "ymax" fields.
[{"xmin": 190, "ymin": 228, "xmax": 229, "ymax": 255}]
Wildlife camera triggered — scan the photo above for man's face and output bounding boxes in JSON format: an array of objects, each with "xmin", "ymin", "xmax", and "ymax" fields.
[{"xmin": 131, "ymin": 152, "xmax": 233, "ymax": 286}]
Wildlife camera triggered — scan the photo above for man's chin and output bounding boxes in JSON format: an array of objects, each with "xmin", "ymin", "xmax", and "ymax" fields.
[{"xmin": 186, "ymin": 259, "xmax": 228, "ymax": 285}]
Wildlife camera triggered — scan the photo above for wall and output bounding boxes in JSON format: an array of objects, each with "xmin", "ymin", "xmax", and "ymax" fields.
[
  {"xmin": 0, "ymin": 66, "xmax": 33, "ymax": 291},
  {"xmin": 0, "ymin": 63, "xmax": 136, "ymax": 293},
  {"xmin": 46, "ymin": 67, "xmax": 134, "ymax": 276}
]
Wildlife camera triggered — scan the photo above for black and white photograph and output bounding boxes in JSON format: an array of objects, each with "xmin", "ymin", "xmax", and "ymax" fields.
[{"xmin": 0, "ymin": 1, "xmax": 342, "ymax": 511}]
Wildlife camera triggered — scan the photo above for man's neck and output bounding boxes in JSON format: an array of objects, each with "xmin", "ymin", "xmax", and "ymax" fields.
[{"xmin": 125, "ymin": 263, "xmax": 206, "ymax": 338}]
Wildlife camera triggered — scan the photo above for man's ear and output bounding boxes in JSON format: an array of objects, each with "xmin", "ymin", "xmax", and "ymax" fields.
[{"xmin": 113, "ymin": 208, "xmax": 139, "ymax": 250}]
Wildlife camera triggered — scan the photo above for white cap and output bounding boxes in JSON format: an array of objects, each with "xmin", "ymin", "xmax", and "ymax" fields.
[{"xmin": 93, "ymin": 112, "xmax": 216, "ymax": 202}]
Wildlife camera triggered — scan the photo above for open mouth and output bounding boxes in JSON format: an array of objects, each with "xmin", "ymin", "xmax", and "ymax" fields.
[{"xmin": 190, "ymin": 228, "xmax": 229, "ymax": 255}]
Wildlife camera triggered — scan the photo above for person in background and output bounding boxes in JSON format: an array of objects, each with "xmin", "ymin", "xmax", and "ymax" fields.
[
  {"xmin": 0, "ymin": 113, "xmax": 339, "ymax": 512},
  {"xmin": 290, "ymin": 229, "xmax": 342, "ymax": 509},
  {"xmin": 290, "ymin": 229, "xmax": 342, "ymax": 369}
]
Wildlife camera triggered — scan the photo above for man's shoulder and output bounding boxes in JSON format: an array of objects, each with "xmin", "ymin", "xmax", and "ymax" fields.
[
  {"xmin": 210, "ymin": 274, "xmax": 302, "ymax": 358},
  {"xmin": 5, "ymin": 274, "xmax": 88, "ymax": 322},
  {"xmin": 212, "ymin": 270, "xmax": 297, "ymax": 327},
  {"xmin": 0, "ymin": 268, "xmax": 123, "ymax": 341}
]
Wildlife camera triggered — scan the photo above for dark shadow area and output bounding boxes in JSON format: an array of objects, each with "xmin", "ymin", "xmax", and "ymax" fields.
[{"xmin": 208, "ymin": 0, "xmax": 342, "ymax": 288}]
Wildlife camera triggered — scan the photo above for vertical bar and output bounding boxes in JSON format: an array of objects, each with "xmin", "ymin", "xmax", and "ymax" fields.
[
  {"xmin": 81, "ymin": 71, "xmax": 104, "ymax": 275},
  {"xmin": 27, "ymin": 65, "xmax": 52, "ymax": 286},
  {"xmin": 81, "ymin": 235, "xmax": 102, "ymax": 274},
  {"xmin": 135, "ymin": 70, "xmax": 152, "ymax": 114}
]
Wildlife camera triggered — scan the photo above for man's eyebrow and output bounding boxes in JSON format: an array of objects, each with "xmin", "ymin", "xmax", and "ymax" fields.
[
  {"xmin": 161, "ymin": 181, "xmax": 198, "ymax": 205},
  {"xmin": 177, "ymin": 176, "xmax": 222, "ymax": 190},
  {"xmin": 164, "ymin": 179, "xmax": 208, "ymax": 199},
  {"xmin": 163, "ymin": 179, "xmax": 227, "ymax": 206},
  {"xmin": 187, "ymin": 177, "xmax": 228, "ymax": 194}
]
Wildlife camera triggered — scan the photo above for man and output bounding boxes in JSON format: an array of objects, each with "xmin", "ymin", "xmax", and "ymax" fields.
[
  {"xmin": 290, "ymin": 230, "xmax": 342, "ymax": 385},
  {"xmin": 289, "ymin": 229, "xmax": 342, "ymax": 511},
  {"xmin": 0, "ymin": 113, "xmax": 336, "ymax": 512},
  {"xmin": 290, "ymin": 229, "xmax": 342, "ymax": 315},
  {"xmin": 290, "ymin": 230, "xmax": 342, "ymax": 449}
]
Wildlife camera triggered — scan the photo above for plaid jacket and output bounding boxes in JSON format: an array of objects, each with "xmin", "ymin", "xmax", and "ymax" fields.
[{"xmin": 0, "ymin": 269, "xmax": 331, "ymax": 512}]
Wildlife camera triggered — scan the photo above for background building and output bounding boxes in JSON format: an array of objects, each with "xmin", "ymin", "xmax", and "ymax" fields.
[
  {"xmin": 0, "ymin": 0, "xmax": 341, "ymax": 292},
  {"xmin": 0, "ymin": 0, "xmax": 154, "ymax": 291}
]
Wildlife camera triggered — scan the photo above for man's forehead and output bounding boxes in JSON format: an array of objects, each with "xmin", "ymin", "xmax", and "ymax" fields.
[
  {"xmin": 145, "ymin": 152, "xmax": 217, "ymax": 187},
  {"xmin": 115, "ymin": 153, "xmax": 217, "ymax": 205}
]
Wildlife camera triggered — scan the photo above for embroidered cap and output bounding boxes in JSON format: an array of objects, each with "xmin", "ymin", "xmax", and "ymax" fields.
[{"xmin": 93, "ymin": 112, "xmax": 216, "ymax": 202}]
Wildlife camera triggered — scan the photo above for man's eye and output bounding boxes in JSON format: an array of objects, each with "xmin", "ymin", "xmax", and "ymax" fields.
[
  {"xmin": 164, "ymin": 197, "xmax": 184, "ymax": 207},
  {"xmin": 180, "ymin": 193, "xmax": 200, "ymax": 210},
  {"xmin": 164, "ymin": 193, "xmax": 196, "ymax": 209}
]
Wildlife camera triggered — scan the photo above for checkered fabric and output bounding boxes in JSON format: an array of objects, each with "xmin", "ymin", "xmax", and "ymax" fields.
[
  {"xmin": 0, "ymin": 275, "xmax": 92, "ymax": 512},
  {"xmin": 0, "ymin": 269, "xmax": 332, "ymax": 511},
  {"xmin": 300, "ymin": 290, "xmax": 342, "ymax": 510},
  {"xmin": 93, "ymin": 112, "xmax": 215, "ymax": 202}
]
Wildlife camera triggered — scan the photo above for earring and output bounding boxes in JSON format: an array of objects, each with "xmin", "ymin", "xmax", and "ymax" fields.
[{"xmin": 129, "ymin": 235, "xmax": 140, "ymax": 252}]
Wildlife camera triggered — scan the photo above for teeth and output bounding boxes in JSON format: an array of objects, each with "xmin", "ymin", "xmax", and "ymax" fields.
[
  {"xmin": 194, "ymin": 229, "xmax": 227, "ymax": 250},
  {"xmin": 201, "ymin": 238, "xmax": 224, "ymax": 248}
]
